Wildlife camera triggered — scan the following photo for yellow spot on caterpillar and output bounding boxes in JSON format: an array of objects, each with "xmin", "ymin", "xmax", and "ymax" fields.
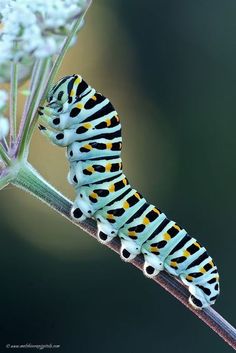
[
  {"xmin": 107, "ymin": 214, "xmax": 114, "ymax": 220},
  {"xmin": 163, "ymin": 233, "xmax": 171, "ymax": 241},
  {"xmin": 153, "ymin": 207, "xmax": 160, "ymax": 214},
  {"xmin": 128, "ymin": 231, "xmax": 137, "ymax": 237},
  {"xmin": 143, "ymin": 217, "xmax": 150, "ymax": 225},
  {"xmin": 106, "ymin": 143, "xmax": 112, "ymax": 149},
  {"xmin": 123, "ymin": 178, "xmax": 128, "ymax": 185},
  {"xmin": 86, "ymin": 166, "xmax": 94, "ymax": 173},
  {"xmin": 90, "ymin": 192, "xmax": 97, "ymax": 199},
  {"xmin": 116, "ymin": 115, "xmax": 120, "ymax": 122},
  {"xmin": 70, "ymin": 89, "xmax": 75, "ymax": 97},
  {"xmin": 186, "ymin": 275, "xmax": 193, "ymax": 281},
  {"xmin": 209, "ymin": 260, "xmax": 214, "ymax": 267},
  {"xmin": 123, "ymin": 201, "xmax": 129, "ymax": 209},
  {"xmin": 74, "ymin": 77, "xmax": 81, "ymax": 85},
  {"xmin": 200, "ymin": 267, "xmax": 206, "ymax": 273},
  {"xmin": 134, "ymin": 192, "xmax": 141, "ymax": 200},
  {"xmin": 170, "ymin": 261, "xmax": 178, "ymax": 268},
  {"xmin": 119, "ymin": 162, "xmax": 122, "ymax": 169},
  {"xmin": 109, "ymin": 184, "xmax": 115, "ymax": 192},
  {"xmin": 91, "ymin": 95, "xmax": 97, "ymax": 101},
  {"xmin": 173, "ymin": 224, "xmax": 181, "ymax": 231},
  {"xmin": 84, "ymin": 144, "xmax": 92, "ymax": 150},
  {"xmin": 76, "ymin": 103, "xmax": 84, "ymax": 109},
  {"xmin": 150, "ymin": 246, "xmax": 158, "ymax": 253},
  {"xmin": 83, "ymin": 123, "xmax": 92, "ymax": 129},
  {"xmin": 106, "ymin": 119, "xmax": 111, "ymax": 127},
  {"xmin": 183, "ymin": 250, "xmax": 190, "ymax": 257},
  {"xmin": 194, "ymin": 242, "xmax": 201, "ymax": 249},
  {"xmin": 105, "ymin": 163, "xmax": 112, "ymax": 172}
]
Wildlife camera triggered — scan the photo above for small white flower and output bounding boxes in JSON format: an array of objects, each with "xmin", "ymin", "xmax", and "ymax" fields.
[
  {"xmin": 0, "ymin": 90, "xmax": 8, "ymax": 110},
  {"xmin": 0, "ymin": 116, "xmax": 9, "ymax": 139},
  {"xmin": 0, "ymin": 0, "xmax": 88, "ymax": 62}
]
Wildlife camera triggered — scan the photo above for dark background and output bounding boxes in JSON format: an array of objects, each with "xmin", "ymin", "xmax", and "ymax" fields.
[{"xmin": 0, "ymin": 1, "xmax": 236, "ymax": 352}]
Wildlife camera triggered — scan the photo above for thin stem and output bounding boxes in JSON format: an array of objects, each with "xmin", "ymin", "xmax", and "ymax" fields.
[
  {"xmin": 17, "ymin": 59, "xmax": 49, "ymax": 147},
  {"xmin": 0, "ymin": 143, "xmax": 11, "ymax": 166},
  {"xmin": 10, "ymin": 60, "xmax": 18, "ymax": 145},
  {"xmin": 1, "ymin": 137, "xmax": 9, "ymax": 151},
  {"xmin": 26, "ymin": 2, "xmax": 92, "ymax": 147},
  {"xmin": 21, "ymin": 59, "xmax": 40, "ymax": 122},
  {"xmin": 17, "ymin": 58, "xmax": 51, "ymax": 159},
  {"xmin": 12, "ymin": 161, "xmax": 236, "ymax": 350}
]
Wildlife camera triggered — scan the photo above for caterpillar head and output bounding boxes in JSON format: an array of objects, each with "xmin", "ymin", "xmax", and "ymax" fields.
[
  {"xmin": 47, "ymin": 74, "xmax": 83, "ymax": 110},
  {"xmin": 47, "ymin": 75, "xmax": 74, "ymax": 106}
]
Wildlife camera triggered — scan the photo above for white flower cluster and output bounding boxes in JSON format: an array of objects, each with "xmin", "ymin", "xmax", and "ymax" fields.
[
  {"xmin": 0, "ymin": 0, "xmax": 87, "ymax": 63},
  {"xmin": 0, "ymin": 90, "xmax": 9, "ymax": 139}
]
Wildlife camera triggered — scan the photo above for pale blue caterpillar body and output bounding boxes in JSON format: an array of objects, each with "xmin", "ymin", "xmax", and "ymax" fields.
[{"xmin": 38, "ymin": 74, "xmax": 220, "ymax": 309}]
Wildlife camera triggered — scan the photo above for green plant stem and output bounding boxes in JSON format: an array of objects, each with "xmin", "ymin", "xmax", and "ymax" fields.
[
  {"xmin": 0, "ymin": 144, "xmax": 11, "ymax": 166},
  {"xmin": 10, "ymin": 60, "xmax": 18, "ymax": 145},
  {"xmin": 1, "ymin": 137, "xmax": 8, "ymax": 151},
  {"xmin": 17, "ymin": 58, "xmax": 51, "ymax": 159},
  {"xmin": 21, "ymin": 59, "xmax": 40, "ymax": 121},
  {"xmin": 25, "ymin": 1, "xmax": 92, "ymax": 148},
  {"xmin": 11, "ymin": 161, "xmax": 236, "ymax": 350}
]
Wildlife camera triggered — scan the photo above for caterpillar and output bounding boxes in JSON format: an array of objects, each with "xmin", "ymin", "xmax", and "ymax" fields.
[{"xmin": 38, "ymin": 74, "xmax": 220, "ymax": 309}]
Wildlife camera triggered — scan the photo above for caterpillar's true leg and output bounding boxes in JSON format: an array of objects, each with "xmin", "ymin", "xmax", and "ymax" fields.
[
  {"xmin": 38, "ymin": 124, "xmax": 68, "ymax": 148},
  {"xmin": 142, "ymin": 251, "xmax": 164, "ymax": 278},
  {"xmin": 38, "ymin": 107, "xmax": 51, "ymax": 124},
  {"xmin": 38, "ymin": 105, "xmax": 70, "ymax": 131},
  {"xmin": 38, "ymin": 105, "xmax": 60, "ymax": 119},
  {"xmin": 38, "ymin": 124, "xmax": 54, "ymax": 142}
]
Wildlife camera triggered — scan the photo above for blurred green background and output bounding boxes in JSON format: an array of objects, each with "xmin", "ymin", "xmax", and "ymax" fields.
[{"xmin": 0, "ymin": 1, "xmax": 236, "ymax": 352}]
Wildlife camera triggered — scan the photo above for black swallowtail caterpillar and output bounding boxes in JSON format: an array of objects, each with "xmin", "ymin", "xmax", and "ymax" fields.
[{"xmin": 38, "ymin": 74, "xmax": 220, "ymax": 309}]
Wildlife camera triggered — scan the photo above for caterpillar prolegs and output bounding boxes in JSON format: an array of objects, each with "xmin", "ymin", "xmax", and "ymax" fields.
[{"xmin": 38, "ymin": 74, "xmax": 220, "ymax": 309}]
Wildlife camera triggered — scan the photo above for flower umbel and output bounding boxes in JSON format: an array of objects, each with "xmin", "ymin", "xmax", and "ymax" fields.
[{"xmin": 0, "ymin": 0, "xmax": 86, "ymax": 63}]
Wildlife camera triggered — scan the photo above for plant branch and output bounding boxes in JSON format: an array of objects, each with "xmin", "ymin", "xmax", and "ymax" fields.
[
  {"xmin": 17, "ymin": 58, "xmax": 51, "ymax": 159},
  {"xmin": 9, "ymin": 60, "xmax": 18, "ymax": 145},
  {"xmin": 11, "ymin": 161, "xmax": 236, "ymax": 350},
  {"xmin": 1, "ymin": 137, "xmax": 8, "ymax": 151},
  {"xmin": 0, "ymin": 143, "xmax": 11, "ymax": 165},
  {"xmin": 21, "ymin": 59, "xmax": 41, "ymax": 123}
]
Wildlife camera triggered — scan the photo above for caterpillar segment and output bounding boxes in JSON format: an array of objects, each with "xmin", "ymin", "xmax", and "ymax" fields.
[
  {"xmin": 96, "ymin": 189, "xmax": 146, "ymax": 244},
  {"xmin": 68, "ymin": 158, "xmax": 123, "ymax": 187},
  {"xmin": 71, "ymin": 173, "xmax": 130, "ymax": 221},
  {"xmin": 39, "ymin": 74, "xmax": 220, "ymax": 309}
]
